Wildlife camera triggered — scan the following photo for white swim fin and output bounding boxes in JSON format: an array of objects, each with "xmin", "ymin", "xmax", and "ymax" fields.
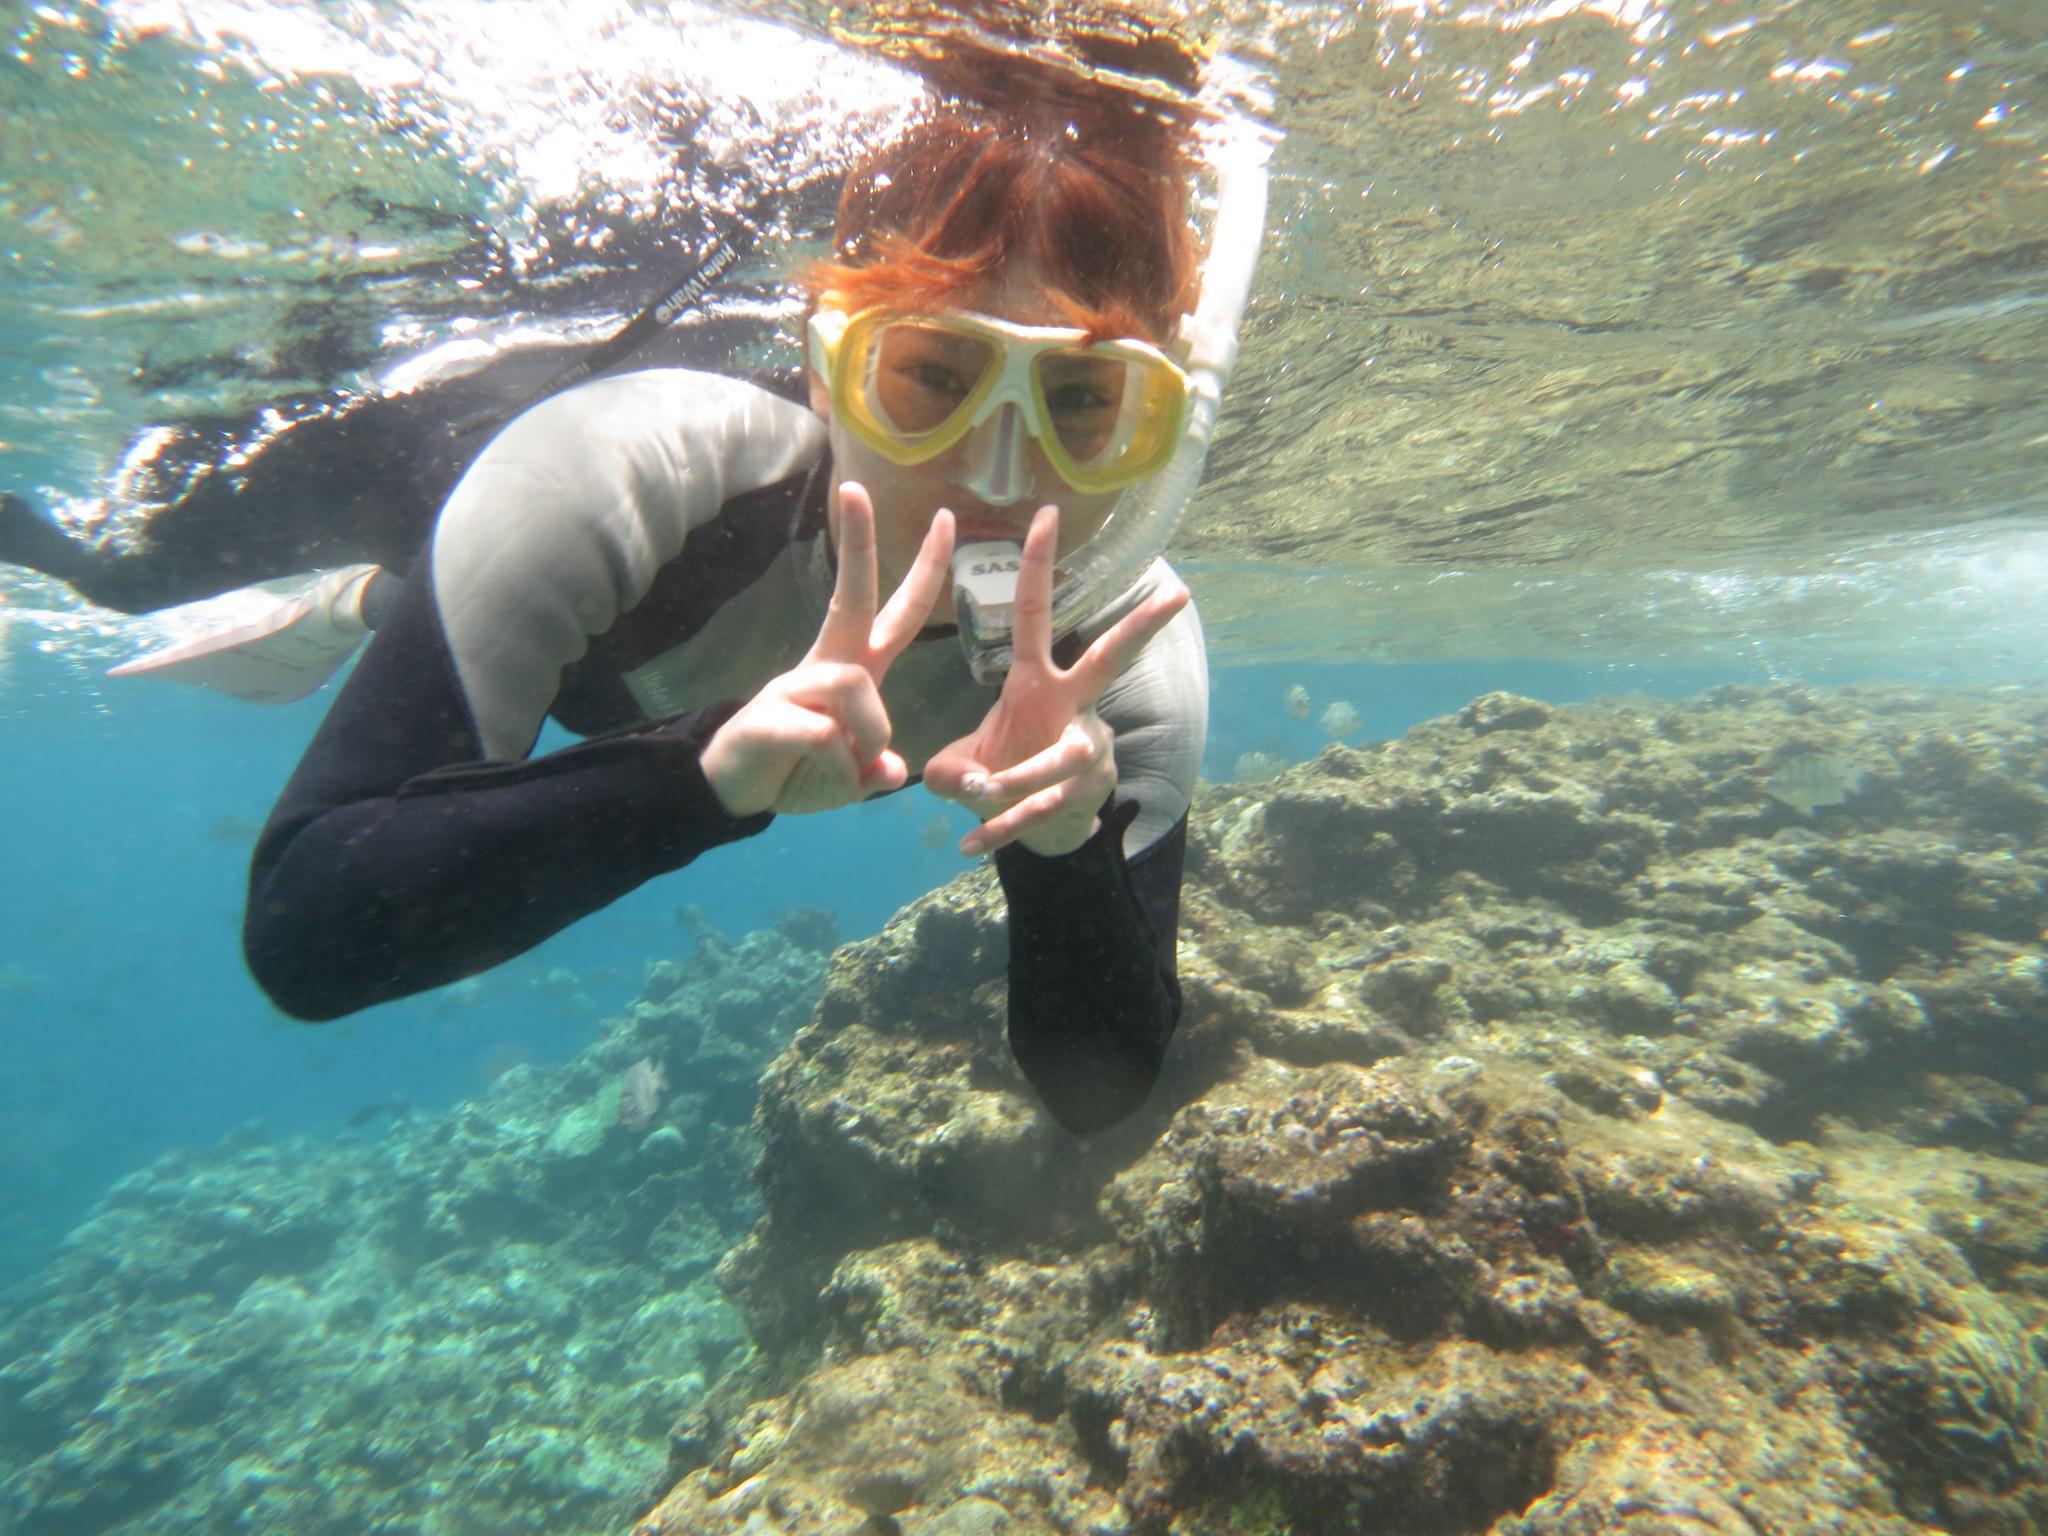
[{"xmin": 108, "ymin": 564, "xmax": 382, "ymax": 704}]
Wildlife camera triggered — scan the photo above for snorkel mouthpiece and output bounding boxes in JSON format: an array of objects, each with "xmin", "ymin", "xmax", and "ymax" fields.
[{"xmin": 950, "ymin": 539, "xmax": 1024, "ymax": 683}]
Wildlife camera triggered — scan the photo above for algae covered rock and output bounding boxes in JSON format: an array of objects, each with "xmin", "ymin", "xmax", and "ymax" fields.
[
  {"xmin": 658, "ymin": 681, "xmax": 2048, "ymax": 1536},
  {"xmin": 0, "ymin": 923, "xmax": 829, "ymax": 1536},
  {"xmin": 6, "ymin": 681, "xmax": 2048, "ymax": 1536},
  {"xmin": 715, "ymin": 873, "xmax": 1085, "ymax": 1362}
]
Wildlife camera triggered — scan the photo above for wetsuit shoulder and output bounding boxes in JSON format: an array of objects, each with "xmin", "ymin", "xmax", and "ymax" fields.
[
  {"xmin": 431, "ymin": 369, "xmax": 824, "ymax": 759},
  {"xmin": 244, "ymin": 370, "xmax": 821, "ymax": 1019}
]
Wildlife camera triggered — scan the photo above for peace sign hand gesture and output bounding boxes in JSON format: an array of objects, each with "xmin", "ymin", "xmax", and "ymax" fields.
[
  {"xmin": 925, "ymin": 504, "xmax": 1190, "ymax": 858},
  {"xmin": 701, "ymin": 482, "xmax": 954, "ymax": 818}
]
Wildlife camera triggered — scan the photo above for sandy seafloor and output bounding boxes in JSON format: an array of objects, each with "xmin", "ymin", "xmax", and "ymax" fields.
[{"xmin": 2, "ymin": 675, "xmax": 2044, "ymax": 1536}]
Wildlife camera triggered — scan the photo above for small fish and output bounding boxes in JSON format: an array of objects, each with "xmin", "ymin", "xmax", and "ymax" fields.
[
  {"xmin": 846, "ymin": 1473, "xmax": 917, "ymax": 1531},
  {"xmin": 1233, "ymin": 749, "xmax": 1289, "ymax": 783},
  {"xmin": 619, "ymin": 1056, "xmax": 669, "ymax": 1131},
  {"xmin": 1282, "ymin": 682, "xmax": 1311, "ymax": 720},
  {"xmin": 1319, "ymin": 700, "xmax": 1364, "ymax": 741},
  {"xmin": 345, "ymin": 1095, "xmax": 414, "ymax": 1128},
  {"xmin": 1763, "ymin": 754, "xmax": 1867, "ymax": 816}
]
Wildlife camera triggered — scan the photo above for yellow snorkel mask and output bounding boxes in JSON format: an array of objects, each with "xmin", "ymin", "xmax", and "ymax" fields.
[{"xmin": 807, "ymin": 306, "xmax": 1193, "ymax": 497}]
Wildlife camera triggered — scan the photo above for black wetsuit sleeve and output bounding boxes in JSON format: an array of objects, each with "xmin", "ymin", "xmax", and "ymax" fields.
[
  {"xmin": 993, "ymin": 797, "xmax": 1187, "ymax": 1133},
  {"xmin": 243, "ymin": 560, "xmax": 771, "ymax": 1021}
]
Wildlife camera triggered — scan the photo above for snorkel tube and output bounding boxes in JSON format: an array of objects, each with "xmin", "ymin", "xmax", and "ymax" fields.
[{"xmin": 953, "ymin": 118, "xmax": 1270, "ymax": 681}]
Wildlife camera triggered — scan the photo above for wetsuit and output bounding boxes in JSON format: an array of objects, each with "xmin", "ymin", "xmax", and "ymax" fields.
[
  {"xmin": 244, "ymin": 370, "xmax": 1208, "ymax": 1133},
  {"xmin": 0, "ymin": 320, "xmax": 786, "ymax": 614}
]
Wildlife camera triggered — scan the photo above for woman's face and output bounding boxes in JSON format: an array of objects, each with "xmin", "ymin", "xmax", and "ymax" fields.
[{"xmin": 811, "ymin": 268, "xmax": 1134, "ymax": 624}]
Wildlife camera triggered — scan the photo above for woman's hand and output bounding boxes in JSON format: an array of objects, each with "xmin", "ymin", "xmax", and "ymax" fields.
[
  {"xmin": 701, "ymin": 483, "xmax": 953, "ymax": 817},
  {"xmin": 925, "ymin": 504, "xmax": 1189, "ymax": 857}
]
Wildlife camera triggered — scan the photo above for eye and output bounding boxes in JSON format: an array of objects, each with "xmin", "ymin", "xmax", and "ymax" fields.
[
  {"xmin": 870, "ymin": 323, "xmax": 993, "ymax": 428},
  {"xmin": 1046, "ymin": 379, "xmax": 1115, "ymax": 416},
  {"xmin": 900, "ymin": 359, "xmax": 972, "ymax": 398},
  {"xmin": 1042, "ymin": 356, "xmax": 1126, "ymax": 420}
]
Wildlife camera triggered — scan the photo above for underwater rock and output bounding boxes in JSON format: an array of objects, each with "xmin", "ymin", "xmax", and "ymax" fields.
[
  {"xmin": 1072, "ymin": 1331, "xmax": 1568, "ymax": 1534},
  {"xmin": 660, "ymin": 680, "xmax": 2048, "ymax": 1536},
  {"xmin": 711, "ymin": 872, "xmax": 1159, "ymax": 1364},
  {"xmin": 1458, "ymin": 690, "xmax": 1553, "ymax": 734},
  {"xmin": 632, "ymin": 1347, "xmax": 1109, "ymax": 1536},
  {"xmin": 1101, "ymin": 1059, "xmax": 1474, "ymax": 1343},
  {"xmin": 8, "ymin": 681, "xmax": 2048, "ymax": 1536},
  {"xmin": 1501, "ymin": 1419, "xmax": 1765, "ymax": 1535},
  {"xmin": 0, "ymin": 924, "xmax": 826, "ymax": 1536}
]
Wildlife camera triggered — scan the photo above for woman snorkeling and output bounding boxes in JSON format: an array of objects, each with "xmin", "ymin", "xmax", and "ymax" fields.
[{"xmin": 239, "ymin": 28, "xmax": 1264, "ymax": 1135}]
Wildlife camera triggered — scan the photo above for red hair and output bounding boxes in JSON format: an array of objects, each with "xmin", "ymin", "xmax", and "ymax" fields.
[{"xmin": 802, "ymin": 110, "xmax": 1198, "ymax": 345}]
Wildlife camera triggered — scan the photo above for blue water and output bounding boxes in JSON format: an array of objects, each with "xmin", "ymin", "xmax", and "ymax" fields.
[{"xmin": 0, "ymin": 630, "xmax": 1741, "ymax": 1289}]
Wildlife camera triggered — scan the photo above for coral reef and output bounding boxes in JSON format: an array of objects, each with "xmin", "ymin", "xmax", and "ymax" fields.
[
  {"xmin": 0, "ymin": 922, "xmax": 830, "ymax": 1536},
  {"xmin": 4, "ymin": 681, "xmax": 2047, "ymax": 1536},
  {"xmin": 643, "ymin": 681, "xmax": 2048, "ymax": 1536}
]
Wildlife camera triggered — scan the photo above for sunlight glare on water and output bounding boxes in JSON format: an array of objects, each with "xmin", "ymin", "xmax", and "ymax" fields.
[{"xmin": 2, "ymin": 0, "xmax": 2044, "ymax": 679}]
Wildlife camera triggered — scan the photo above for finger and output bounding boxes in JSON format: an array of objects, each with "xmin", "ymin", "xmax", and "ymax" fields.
[
  {"xmin": 870, "ymin": 508, "xmax": 954, "ymax": 665},
  {"xmin": 960, "ymin": 781, "xmax": 1094, "ymax": 857},
  {"xmin": 920, "ymin": 748, "xmax": 983, "ymax": 804},
  {"xmin": 779, "ymin": 662, "xmax": 895, "ymax": 773},
  {"xmin": 833, "ymin": 679, "xmax": 896, "ymax": 775},
  {"xmin": 752, "ymin": 700, "xmax": 868, "ymax": 811},
  {"xmin": 1063, "ymin": 571, "xmax": 1190, "ymax": 706},
  {"xmin": 1009, "ymin": 504, "xmax": 1061, "ymax": 668},
  {"xmin": 859, "ymin": 748, "xmax": 909, "ymax": 797},
  {"xmin": 797, "ymin": 716, "xmax": 878, "ymax": 811},
  {"xmin": 966, "ymin": 718, "xmax": 1099, "ymax": 804},
  {"xmin": 811, "ymin": 481, "xmax": 880, "ymax": 663}
]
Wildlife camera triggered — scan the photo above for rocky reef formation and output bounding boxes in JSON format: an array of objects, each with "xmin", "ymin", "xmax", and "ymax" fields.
[
  {"xmin": 0, "ymin": 919, "xmax": 831, "ymax": 1536},
  {"xmin": 640, "ymin": 681, "xmax": 2048, "ymax": 1536},
  {"xmin": 3, "ymin": 682, "xmax": 2045, "ymax": 1536}
]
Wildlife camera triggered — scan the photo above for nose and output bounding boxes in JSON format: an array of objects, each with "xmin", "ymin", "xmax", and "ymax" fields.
[{"xmin": 959, "ymin": 403, "xmax": 1030, "ymax": 506}]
